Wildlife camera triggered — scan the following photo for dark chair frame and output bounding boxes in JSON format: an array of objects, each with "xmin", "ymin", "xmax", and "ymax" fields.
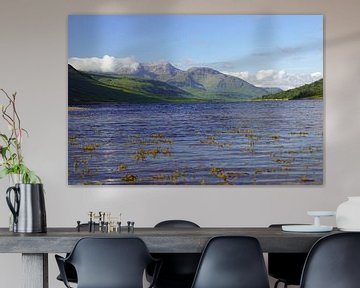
[
  {"xmin": 191, "ymin": 236, "xmax": 270, "ymax": 288},
  {"xmin": 56, "ymin": 223, "xmax": 99, "ymax": 284},
  {"xmin": 147, "ymin": 220, "xmax": 201, "ymax": 288},
  {"xmin": 154, "ymin": 220, "xmax": 200, "ymax": 229},
  {"xmin": 268, "ymin": 224, "xmax": 308, "ymax": 288},
  {"xmin": 56, "ymin": 237, "xmax": 161, "ymax": 288},
  {"xmin": 300, "ymin": 232, "xmax": 360, "ymax": 288}
]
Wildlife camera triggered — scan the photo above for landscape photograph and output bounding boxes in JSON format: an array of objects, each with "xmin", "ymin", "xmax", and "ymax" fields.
[{"xmin": 68, "ymin": 15, "xmax": 323, "ymax": 185}]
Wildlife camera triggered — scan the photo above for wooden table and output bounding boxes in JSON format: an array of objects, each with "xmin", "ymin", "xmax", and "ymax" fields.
[{"xmin": 0, "ymin": 227, "xmax": 338, "ymax": 288}]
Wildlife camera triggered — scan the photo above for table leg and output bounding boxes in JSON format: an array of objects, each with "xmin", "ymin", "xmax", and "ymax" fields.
[{"xmin": 22, "ymin": 253, "xmax": 48, "ymax": 288}]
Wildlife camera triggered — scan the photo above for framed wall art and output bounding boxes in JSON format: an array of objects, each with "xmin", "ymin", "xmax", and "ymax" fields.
[{"xmin": 68, "ymin": 15, "xmax": 323, "ymax": 185}]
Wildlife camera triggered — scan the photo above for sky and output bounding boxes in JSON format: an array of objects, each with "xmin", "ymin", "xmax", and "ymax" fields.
[{"xmin": 68, "ymin": 15, "xmax": 323, "ymax": 89}]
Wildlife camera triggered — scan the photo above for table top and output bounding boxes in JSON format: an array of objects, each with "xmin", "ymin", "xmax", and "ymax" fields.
[{"xmin": 0, "ymin": 227, "xmax": 339, "ymax": 254}]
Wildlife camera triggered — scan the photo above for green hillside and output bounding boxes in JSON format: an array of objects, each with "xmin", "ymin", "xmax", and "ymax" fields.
[
  {"xmin": 68, "ymin": 65, "xmax": 196, "ymax": 105},
  {"xmin": 261, "ymin": 79, "xmax": 323, "ymax": 101},
  {"xmin": 93, "ymin": 74, "xmax": 194, "ymax": 99},
  {"xmin": 263, "ymin": 87, "xmax": 283, "ymax": 94}
]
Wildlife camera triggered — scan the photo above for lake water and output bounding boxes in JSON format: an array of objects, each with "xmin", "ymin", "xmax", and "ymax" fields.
[{"xmin": 68, "ymin": 101, "xmax": 323, "ymax": 185}]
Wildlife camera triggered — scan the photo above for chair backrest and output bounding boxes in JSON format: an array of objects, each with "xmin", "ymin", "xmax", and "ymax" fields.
[
  {"xmin": 268, "ymin": 224, "xmax": 308, "ymax": 285},
  {"xmin": 67, "ymin": 237, "xmax": 154, "ymax": 288},
  {"xmin": 191, "ymin": 236, "xmax": 270, "ymax": 288},
  {"xmin": 155, "ymin": 220, "xmax": 200, "ymax": 228},
  {"xmin": 151, "ymin": 220, "xmax": 201, "ymax": 286},
  {"xmin": 300, "ymin": 232, "xmax": 360, "ymax": 288}
]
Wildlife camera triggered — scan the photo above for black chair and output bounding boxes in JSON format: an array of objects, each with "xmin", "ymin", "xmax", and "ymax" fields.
[
  {"xmin": 55, "ymin": 237, "xmax": 160, "ymax": 288},
  {"xmin": 154, "ymin": 220, "xmax": 200, "ymax": 229},
  {"xmin": 268, "ymin": 224, "xmax": 308, "ymax": 288},
  {"xmin": 56, "ymin": 262, "xmax": 77, "ymax": 284},
  {"xmin": 191, "ymin": 236, "xmax": 270, "ymax": 288},
  {"xmin": 300, "ymin": 232, "xmax": 360, "ymax": 288},
  {"xmin": 56, "ymin": 223, "xmax": 99, "ymax": 284},
  {"xmin": 147, "ymin": 220, "xmax": 201, "ymax": 288}
]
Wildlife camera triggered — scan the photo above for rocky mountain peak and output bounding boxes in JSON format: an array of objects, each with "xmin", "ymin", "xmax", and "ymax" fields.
[
  {"xmin": 143, "ymin": 62, "xmax": 180, "ymax": 76},
  {"xmin": 187, "ymin": 67, "xmax": 221, "ymax": 75}
]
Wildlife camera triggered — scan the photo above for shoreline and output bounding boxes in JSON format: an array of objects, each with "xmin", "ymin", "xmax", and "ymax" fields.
[{"xmin": 68, "ymin": 106, "xmax": 89, "ymax": 111}]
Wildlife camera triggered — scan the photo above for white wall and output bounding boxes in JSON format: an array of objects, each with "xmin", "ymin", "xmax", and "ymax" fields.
[{"xmin": 1, "ymin": 0, "xmax": 360, "ymax": 286}]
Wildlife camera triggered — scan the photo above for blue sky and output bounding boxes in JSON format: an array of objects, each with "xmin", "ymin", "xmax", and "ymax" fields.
[{"xmin": 68, "ymin": 15, "xmax": 323, "ymax": 89}]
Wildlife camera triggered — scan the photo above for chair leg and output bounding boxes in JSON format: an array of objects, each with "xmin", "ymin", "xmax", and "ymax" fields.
[
  {"xmin": 274, "ymin": 280, "xmax": 281, "ymax": 288},
  {"xmin": 274, "ymin": 280, "xmax": 290, "ymax": 288}
]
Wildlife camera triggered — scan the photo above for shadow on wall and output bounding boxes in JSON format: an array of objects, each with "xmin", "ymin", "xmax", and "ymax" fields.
[{"xmin": 327, "ymin": 31, "xmax": 360, "ymax": 46}]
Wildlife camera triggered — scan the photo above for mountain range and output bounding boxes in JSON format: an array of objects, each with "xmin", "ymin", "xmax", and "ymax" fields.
[{"xmin": 69, "ymin": 62, "xmax": 285, "ymax": 104}]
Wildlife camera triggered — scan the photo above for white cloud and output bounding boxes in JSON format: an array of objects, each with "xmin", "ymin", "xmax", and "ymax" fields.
[
  {"xmin": 228, "ymin": 71, "xmax": 249, "ymax": 80},
  {"xmin": 311, "ymin": 72, "xmax": 322, "ymax": 78},
  {"xmin": 256, "ymin": 70, "xmax": 278, "ymax": 81},
  {"xmin": 223, "ymin": 70, "xmax": 323, "ymax": 90},
  {"xmin": 68, "ymin": 55, "xmax": 140, "ymax": 74}
]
